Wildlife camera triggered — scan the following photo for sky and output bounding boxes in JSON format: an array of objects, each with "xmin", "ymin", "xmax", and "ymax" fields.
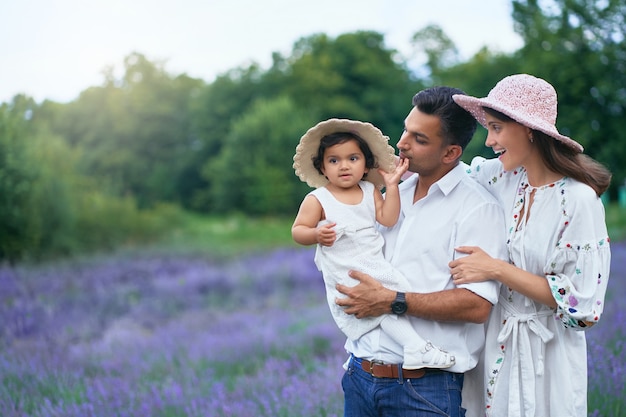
[{"xmin": 0, "ymin": 0, "xmax": 523, "ymax": 104}]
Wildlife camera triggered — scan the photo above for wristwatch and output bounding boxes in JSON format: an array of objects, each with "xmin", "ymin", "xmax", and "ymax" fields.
[{"xmin": 391, "ymin": 292, "xmax": 407, "ymax": 315}]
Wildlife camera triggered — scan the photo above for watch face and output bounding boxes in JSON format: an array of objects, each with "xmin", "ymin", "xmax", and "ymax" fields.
[
  {"xmin": 392, "ymin": 292, "xmax": 407, "ymax": 315},
  {"xmin": 391, "ymin": 301, "xmax": 407, "ymax": 315}
]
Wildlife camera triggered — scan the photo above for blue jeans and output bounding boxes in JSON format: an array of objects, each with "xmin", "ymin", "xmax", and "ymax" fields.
[{"xmin": 342, "ymin": 356, "xmax": 466, "ymax": 417}]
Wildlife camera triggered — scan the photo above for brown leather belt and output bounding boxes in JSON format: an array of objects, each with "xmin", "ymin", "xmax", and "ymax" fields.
[{"xmin": 360, "ymin": 358, "xmax": 430, "ymax": 379}]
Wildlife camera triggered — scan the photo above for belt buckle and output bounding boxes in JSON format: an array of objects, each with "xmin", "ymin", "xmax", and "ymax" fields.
[{"xmin": 368, "ymin": 359, "xmax": 384, "ymax": 377}]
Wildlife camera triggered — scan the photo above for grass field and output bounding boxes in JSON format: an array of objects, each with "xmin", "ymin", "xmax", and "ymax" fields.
[
  {"xmin": 1, "ymin": 205, "xmax": 625, "ymax": 416},
  {"xmin": 149, "ymin": 203, "xmax": 626, "ymax": 256}
]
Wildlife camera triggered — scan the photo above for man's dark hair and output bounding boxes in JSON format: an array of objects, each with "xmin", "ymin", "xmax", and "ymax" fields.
[
  {"xmin": 412, "ymin": 86, "xmax": 477, "ymax": 150},
  {"xmin": 312, "ymin": 132, "xmax": 376, "ymax": 177}
]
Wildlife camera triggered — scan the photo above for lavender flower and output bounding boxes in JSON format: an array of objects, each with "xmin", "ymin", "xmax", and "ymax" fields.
[{"xmin": 1, "ymin": 243, "xmax": 623, "ymax": 416}]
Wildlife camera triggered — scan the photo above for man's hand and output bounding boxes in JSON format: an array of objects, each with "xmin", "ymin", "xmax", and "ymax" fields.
[{"xmin": 335, "ymin": 270, "xmax": 395, "ymax": 318}]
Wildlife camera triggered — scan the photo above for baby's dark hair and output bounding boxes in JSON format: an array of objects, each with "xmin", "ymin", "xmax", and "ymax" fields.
[{"xmin": 312, "ymin": 132, "xmax": 376, "ymax": 177}]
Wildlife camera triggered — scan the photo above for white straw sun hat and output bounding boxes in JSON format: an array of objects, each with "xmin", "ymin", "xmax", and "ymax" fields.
[
  {"xmin": 293, "ymin": 118, "xmax": 397, "ymax": 189},
  {"xmin": 452, "ymin": 74, "xmax": 583, "ymax": 153}
]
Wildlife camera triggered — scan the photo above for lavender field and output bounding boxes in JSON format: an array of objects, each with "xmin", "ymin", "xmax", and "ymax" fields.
[{"xmin": 1, "ymin": 241, "xmax": 624, "ymax": 416}]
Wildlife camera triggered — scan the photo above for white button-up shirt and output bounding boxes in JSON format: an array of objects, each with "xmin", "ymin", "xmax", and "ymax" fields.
[{"xmin": 345, "ymin": 163, "xmax": 508, "ymax": 373}]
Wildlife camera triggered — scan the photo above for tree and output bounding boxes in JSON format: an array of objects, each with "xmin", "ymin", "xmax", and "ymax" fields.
[
  {"xmin": 186, "ymin": 64, "xmax": 270, "ymax": 210},
  {"xmin": 193, "ymin": 31, "xmax": 421, "ymax": 213},
  {"xmin": 204, "ymin": 96, "xmax": 315, "ymax": 215},
  {"xmin": 511, "ymin": 0, "xmax": 626, "ymax": 193},
  {"xmin": 436, "ymin": 47, "xmax": 524, "ymax": 160},
  {"xmin": 410, "ymin": 24, "xmax": 460, "ymax": 80},
  {"xmin": 1, "ymin": 95, "xmax": 123, "ymax": 260},
  {"xmin": 278, "ymin": 31, "xmax": 422, "ymax": 142},
  {"xmin": 0, "ymin": 96, "xmax": 40, "ymax": 261},
  {"xmin": 49, "ymin": 52, "xmax": 204, "ymax": 207}
]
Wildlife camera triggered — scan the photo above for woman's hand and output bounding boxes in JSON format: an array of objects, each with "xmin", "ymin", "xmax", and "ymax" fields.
[{"xmin": 449, "ymin": 246, "xmax": 499, "ymax": 285}]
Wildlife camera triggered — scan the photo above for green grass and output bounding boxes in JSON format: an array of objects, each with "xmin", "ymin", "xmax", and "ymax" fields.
[
  {"xmin": 147, "ymin": 203, "xmax": 626, "ymax": 256},
  {"xmin": 136, "ymin": 203, "xmax": 626, "ymax": 259},
  {"xmin": 111, "ymin": 202, "xmax": 626, "ymax": 260},
  {"xmin": 605, "ymin": 203, "xmax": 626, "ymax": 242},
  {"xmin": 144, "ymin": 212, "xmax": 298, "ymax": 258}
]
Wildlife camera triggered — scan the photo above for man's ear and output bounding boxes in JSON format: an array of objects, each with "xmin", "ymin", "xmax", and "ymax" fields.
[{"xmin": 442, "ymin": 145, "xmax": 463, "ymax": 164}]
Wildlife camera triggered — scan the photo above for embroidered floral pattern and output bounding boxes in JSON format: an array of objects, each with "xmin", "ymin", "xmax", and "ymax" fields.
[
  {"xmin": 475, "ymin": 160, "xmax": 610, "ymax": 416},
  {"xmin": 485, "ymin": 342, "xmax": 507, "ymax": 413},
  {"xmin": 549, "ymin": 236, "xmax": 610, "ymax": 329}
]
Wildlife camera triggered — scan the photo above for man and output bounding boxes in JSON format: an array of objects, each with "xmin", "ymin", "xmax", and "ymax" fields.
[{"xmin": 335, "ymin": 86, "xmax": 508, "ymax": 416}]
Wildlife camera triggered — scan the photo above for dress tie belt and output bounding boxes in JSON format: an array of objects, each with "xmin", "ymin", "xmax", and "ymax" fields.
[
  {"xmin": 333, "ymin": 224, "xmax": 372, "ymax": 239},
  {"xmin": 497, "ymin": 296, "xmax": 555, "ymax": 417}
]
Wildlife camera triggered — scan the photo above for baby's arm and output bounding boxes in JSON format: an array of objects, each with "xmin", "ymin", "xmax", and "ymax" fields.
[
  {"xmin": 375, "ymin": 158, "xmax": 409, "ymax": 227},
  {"xmin": 291, "ymin": 195, "xmax": 337, "ymax": 246}
]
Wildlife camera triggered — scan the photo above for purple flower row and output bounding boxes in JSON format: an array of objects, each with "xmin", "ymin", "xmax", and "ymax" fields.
[{"xmin": 0, "ymin": 242, "xmax": 624, "ymax": 416}]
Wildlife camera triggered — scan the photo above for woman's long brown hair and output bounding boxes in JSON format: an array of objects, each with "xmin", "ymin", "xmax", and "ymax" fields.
[{"xmin": 533, "ymin": 131, "xmax": 611, "ymax": 197}]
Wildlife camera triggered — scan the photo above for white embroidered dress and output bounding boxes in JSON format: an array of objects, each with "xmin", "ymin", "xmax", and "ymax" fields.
[
  {"xmin": 468, "ymin": 157, "xmax": 611, "ymax": 417},
  {"xmin": 311, "ymin": 181, "xmax": 410, "ymax": 340}
]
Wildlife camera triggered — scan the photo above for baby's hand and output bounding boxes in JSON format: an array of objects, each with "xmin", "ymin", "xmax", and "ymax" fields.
[
  {"xmin": 316, "ymin": 222, "xmax": 337, "ymax": 246},
  {"xmin": 380, "ymin": 157, "xmax": 409, "ymax": 187}
]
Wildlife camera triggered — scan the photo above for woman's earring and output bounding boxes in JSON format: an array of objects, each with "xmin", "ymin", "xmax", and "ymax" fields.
[{"xmin": 529, "ymin": 134, "xmax": 534, "ymax": 143}]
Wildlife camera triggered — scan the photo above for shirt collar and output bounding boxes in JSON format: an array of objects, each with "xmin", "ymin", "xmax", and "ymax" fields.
[
  {"xmin": 400, "ymin": 163, "xmax": 466, "ymax": 197},
  {"xmin": 436, "ymin": 163, "xmax": 467, "ymax": 196}
]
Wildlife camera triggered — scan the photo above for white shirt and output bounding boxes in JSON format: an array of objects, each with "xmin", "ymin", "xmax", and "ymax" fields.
[{"xmin": 345, "ymin": 163, "xmax": 508, "ymax": 373}]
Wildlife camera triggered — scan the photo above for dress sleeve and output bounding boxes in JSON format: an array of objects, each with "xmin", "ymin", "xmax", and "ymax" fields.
[
  {"xmin": 466, "ymin": 156, "xmax": 489, "ymax": 184},
  {"xmin": 544, "ymin": 187, "xmax": 611, "ymax": 331},
  {"xmin": 466, "ymin": 156, "xmax": 510, "ymax": 189}
]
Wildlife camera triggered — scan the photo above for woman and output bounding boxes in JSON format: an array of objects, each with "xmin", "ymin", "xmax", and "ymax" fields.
[{"xmin": 449, "ymin": 74, "xmax": 611, "ymax": 417}]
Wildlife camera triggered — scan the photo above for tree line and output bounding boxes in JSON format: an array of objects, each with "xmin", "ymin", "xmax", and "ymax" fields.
[{"xmin": 1, "ymin": 0, "xmax": 624, "ymax": 261}]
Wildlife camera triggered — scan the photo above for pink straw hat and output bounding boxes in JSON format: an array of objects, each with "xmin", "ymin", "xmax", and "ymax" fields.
[{"xmin": 453, "ymin": 74, "xmax": 583, "ymax": 153}]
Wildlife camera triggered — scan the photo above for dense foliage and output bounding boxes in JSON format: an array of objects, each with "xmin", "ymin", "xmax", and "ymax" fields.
[{"xmin": 1, "ymin": 0, "xmax": 625, "ymax": 261}]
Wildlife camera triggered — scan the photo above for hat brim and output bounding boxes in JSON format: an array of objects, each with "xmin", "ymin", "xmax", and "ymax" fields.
[
  {"xmin": 453, "ymin": 94, "xmax": 584, "ymax": 153},
  {"xmin": 293, "ymin": 119, "xmax": 397, "ymax": 189}
]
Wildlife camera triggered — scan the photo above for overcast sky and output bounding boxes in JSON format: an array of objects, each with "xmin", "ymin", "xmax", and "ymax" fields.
[{"xmin": 0, "ymin": 0, "xmax": 523, "ymax": 104}]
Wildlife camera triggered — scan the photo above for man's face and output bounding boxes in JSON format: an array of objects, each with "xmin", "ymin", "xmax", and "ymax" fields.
[{"xmin": 396, "ymin": 107, "xmax": 448, "ymax": 177}]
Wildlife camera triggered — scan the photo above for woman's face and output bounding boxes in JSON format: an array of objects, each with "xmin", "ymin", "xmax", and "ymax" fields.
[{"xmin": 484, "ymin": 113, "xmax": 534, "ymax": 171}]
